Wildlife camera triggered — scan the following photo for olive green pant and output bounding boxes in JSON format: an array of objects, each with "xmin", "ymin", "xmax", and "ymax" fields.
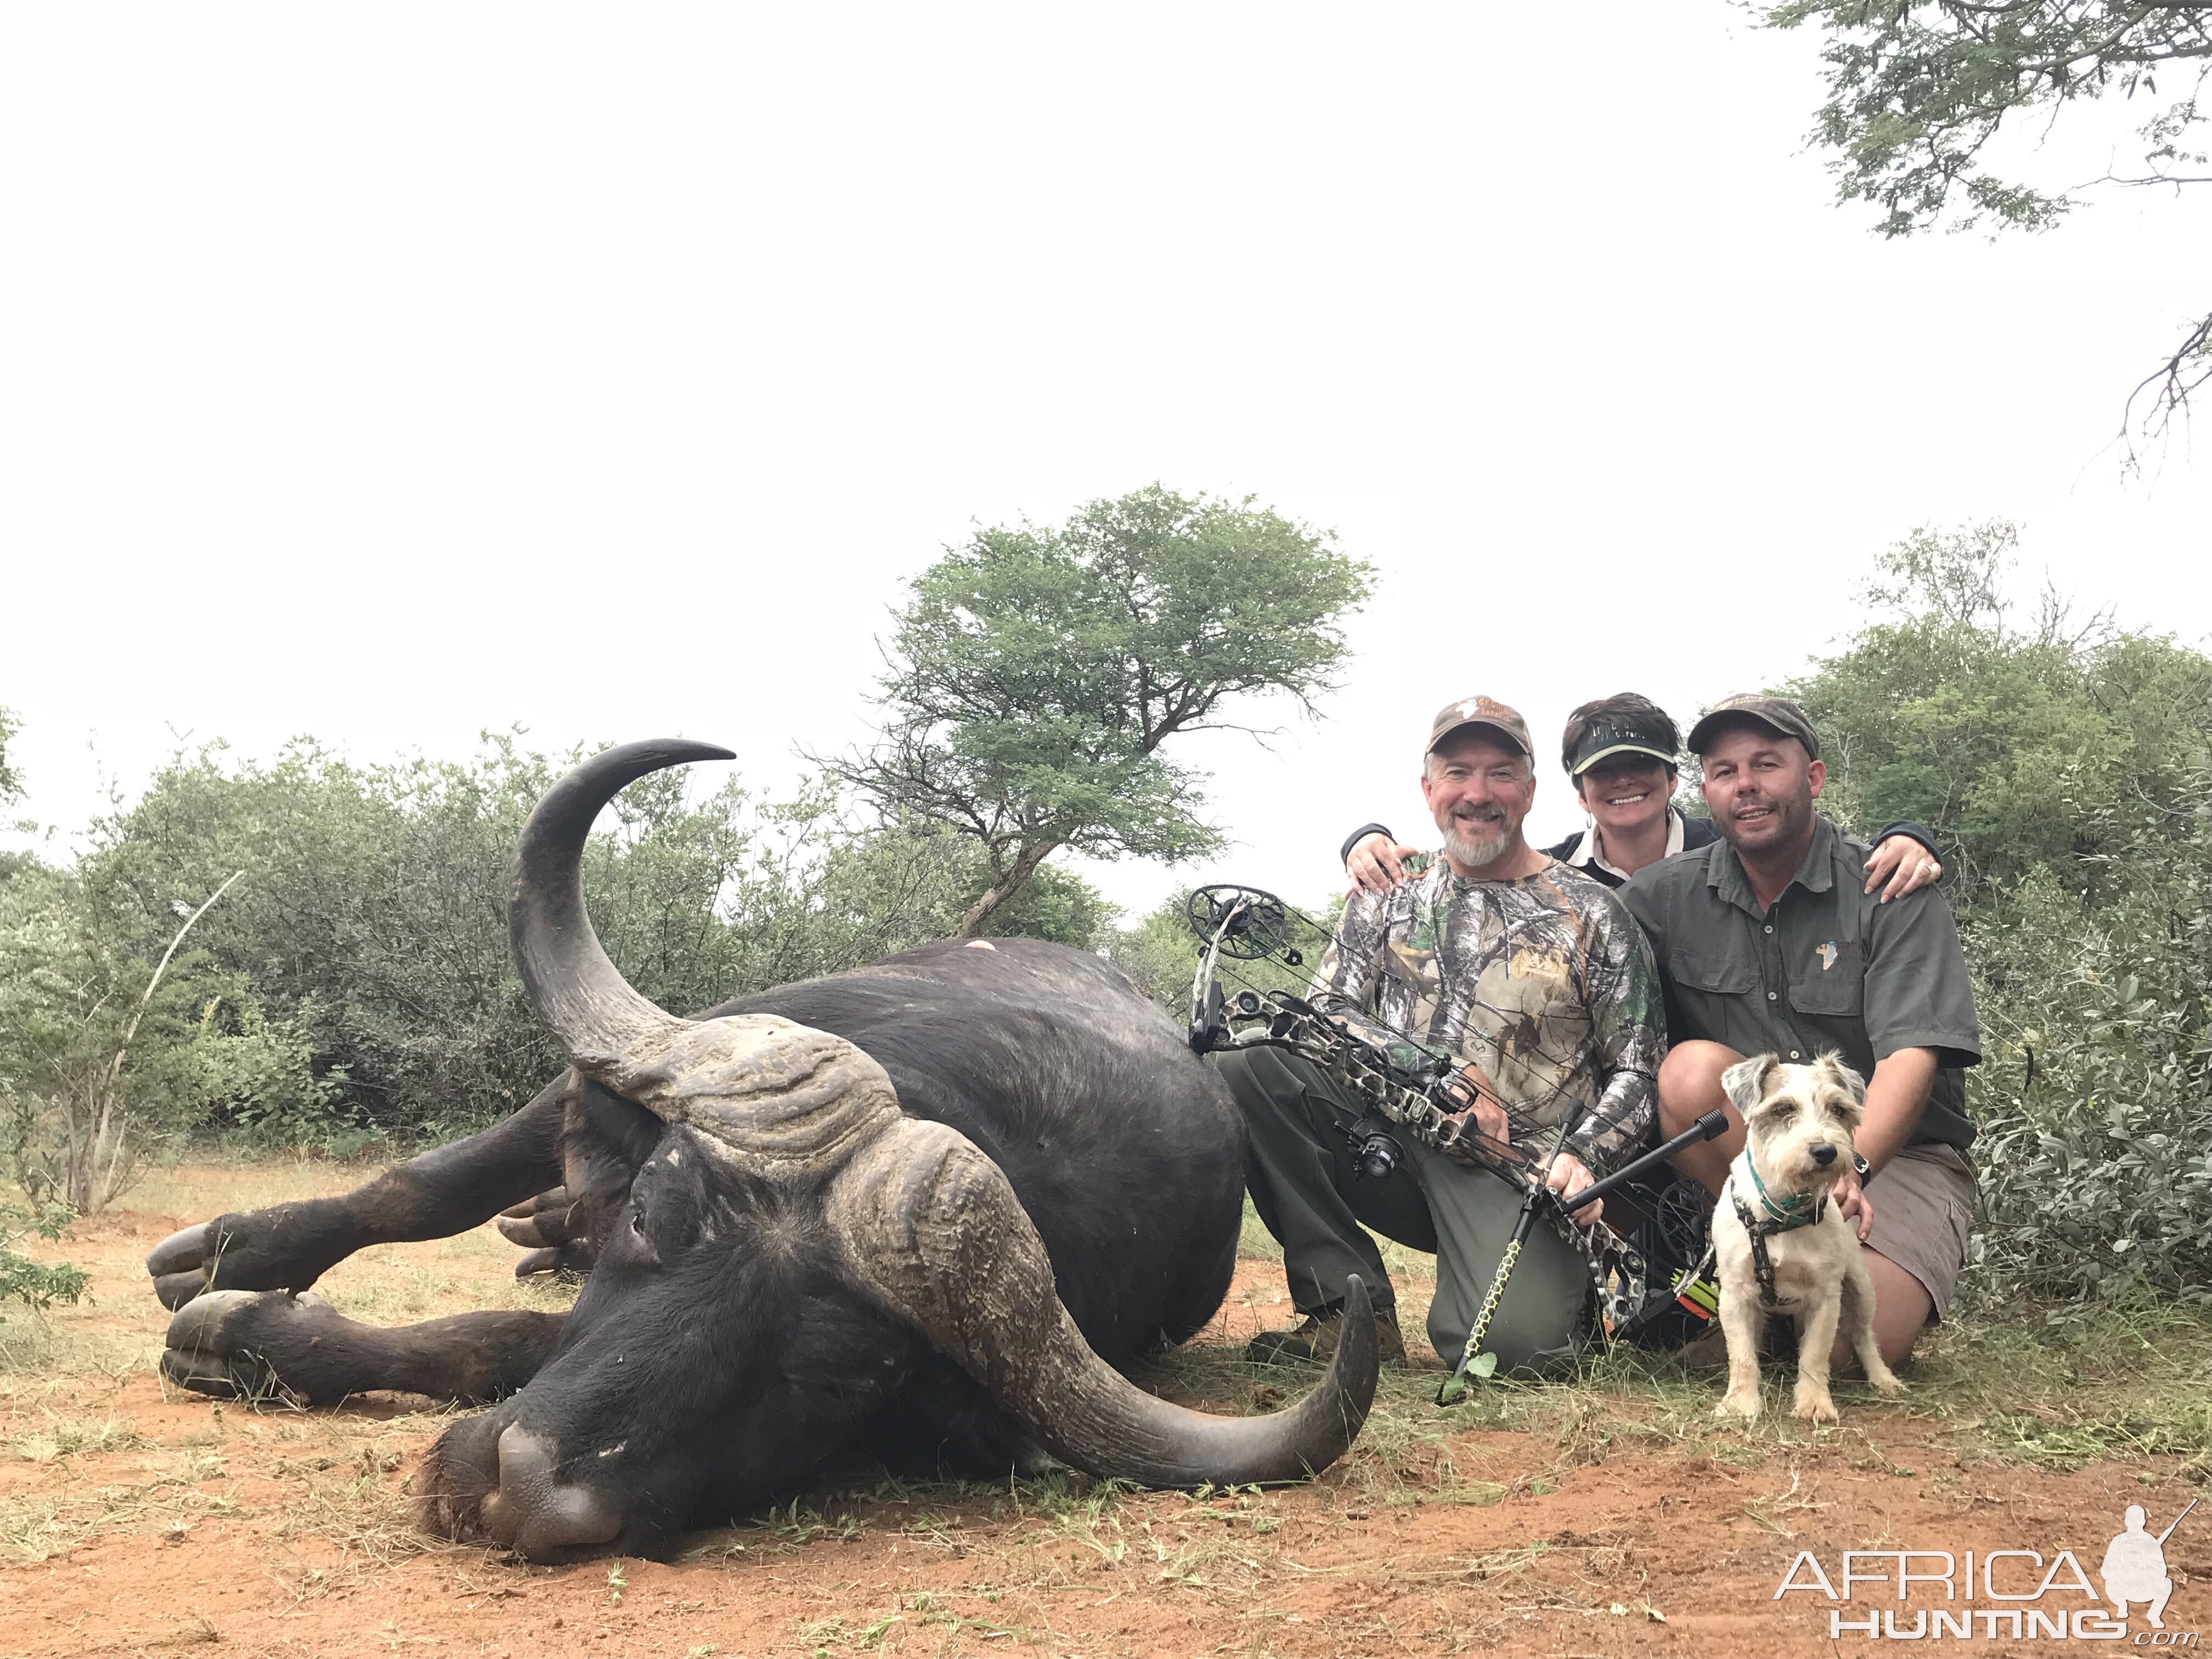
[{"xmin": 1210, "ymin": 1044, "xmax": 1594, "ymax": 1377}]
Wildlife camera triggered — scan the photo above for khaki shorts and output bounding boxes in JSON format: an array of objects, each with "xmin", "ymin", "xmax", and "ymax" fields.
[{"xmin": 1863, "ymin": 1142, "xmax": 1977, "ymax": 1322}]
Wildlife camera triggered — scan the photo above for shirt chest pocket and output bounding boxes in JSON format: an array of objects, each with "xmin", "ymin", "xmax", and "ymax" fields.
[
  {"xmin": 1668, "ymin": 946, "xmax": 1753, "ymax": 996},
  {"xmin": 1790, "ymin": 940, "xmax": 1865, "ymax": 1016}
]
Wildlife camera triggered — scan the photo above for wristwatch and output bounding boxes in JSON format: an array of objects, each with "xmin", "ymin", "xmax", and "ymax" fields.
[{"xmin": 1852, "ymin": 1152, "xmax": 1872, "ymax": 1183}]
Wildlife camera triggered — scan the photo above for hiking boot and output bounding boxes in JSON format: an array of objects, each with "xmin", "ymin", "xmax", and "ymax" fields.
[{"xmin": 1248, "ymin": 1305, "xmax": 1408, "ymax": 1368}]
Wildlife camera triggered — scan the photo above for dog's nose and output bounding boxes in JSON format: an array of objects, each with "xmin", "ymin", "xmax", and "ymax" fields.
[{"xmin": 1809, "ymin": 1143, "xmax": 1837, "ymax": 1167}]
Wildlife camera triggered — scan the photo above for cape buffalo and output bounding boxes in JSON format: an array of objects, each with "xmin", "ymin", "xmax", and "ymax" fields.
[{"xmin": 146, "ymin": 740, "xmax": 1376, "ymax": 1560}]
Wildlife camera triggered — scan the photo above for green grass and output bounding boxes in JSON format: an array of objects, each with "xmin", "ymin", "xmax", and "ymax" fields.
[
  {"xmin": 1906, "ymin": 1294, "xmax": 2212, "ymax": 1471},
  {"xmin": 1229, "ymin": 1199, "xmax": 2212, "ymax": 1481}
]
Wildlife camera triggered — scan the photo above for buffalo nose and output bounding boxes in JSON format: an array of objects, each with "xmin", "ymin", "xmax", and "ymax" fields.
[
  {"xmin": 1809, "ymin": 1143, "xmax": 1837, "ymax": 1167},
  {"xmin": 478, "ymin": 1424, "xmax": 623, "ymax": 1559}
]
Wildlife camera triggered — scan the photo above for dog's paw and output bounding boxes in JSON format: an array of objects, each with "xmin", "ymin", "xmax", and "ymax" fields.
[
  {"xmin": 1714, "ymin": 1390, "xmax": 1761, "ymax": 1420},
  {"xmin": 1791, "ymin": 1386, "xmax": 1839, "ymax": 1425}
]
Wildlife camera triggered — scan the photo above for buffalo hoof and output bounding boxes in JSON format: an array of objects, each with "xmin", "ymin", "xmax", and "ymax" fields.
[
  {"xmin": 496, "ymin": 1188, "xmax": 597, "ymax": 1279},
  {"xmin": 160, "ymin": 1289, "xmax": 333, "ymax": 1403},
  {"xmin": 145, "ymin": 1206, "xmax": 345, "ymax": 1310},
  {"xmin": 146, "ymin": 1222, "xmax": 222, "ymax": 1310}
]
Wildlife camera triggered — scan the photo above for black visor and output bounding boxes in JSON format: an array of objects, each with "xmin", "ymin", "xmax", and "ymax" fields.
[{"xmin": 1568, "ymin": 719, "xmax": 1678, "ymax": 777}]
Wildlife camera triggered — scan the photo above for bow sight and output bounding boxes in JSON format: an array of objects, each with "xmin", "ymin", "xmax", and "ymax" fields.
[{"xmin": 1184, "ymin": 885, "xmax": 1300, "ymax": 963}]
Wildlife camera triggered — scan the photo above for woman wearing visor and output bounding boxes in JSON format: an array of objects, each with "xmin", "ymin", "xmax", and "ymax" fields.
[{"xmin": 1339, "ymin": 692, "xmax": 1943, "ymax": 898}]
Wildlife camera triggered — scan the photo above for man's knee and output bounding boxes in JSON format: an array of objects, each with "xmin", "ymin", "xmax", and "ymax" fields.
[
  {"xmin": 1657, "ymin": 1040, "xmax": 1742, "ymax": 1129},
  {"xmin": 1865, "ymin": 1248, "xmax": 1933, "ymax": 1369},
  {"xmin": 1209, "ymin": 1047, "xmax": 1305, "ymax": 1135}
]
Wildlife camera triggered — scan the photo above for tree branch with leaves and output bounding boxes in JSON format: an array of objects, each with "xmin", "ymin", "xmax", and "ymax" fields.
[{"xmin": 1766, "ymin": 1, "xmax": 2212, "ymax": 454}]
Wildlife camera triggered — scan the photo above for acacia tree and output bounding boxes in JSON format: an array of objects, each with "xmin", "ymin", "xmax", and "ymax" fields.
[
  {"xmin": 1767, "ymin": 1, "xmax": 2212, "ymax": 449},
  {"xmin": 821, "ymin": 486, "xmax": 1372, "ymax": 936}
]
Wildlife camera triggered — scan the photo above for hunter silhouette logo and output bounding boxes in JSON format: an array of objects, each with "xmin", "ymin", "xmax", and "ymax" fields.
[
  {"xmin": 1773, "ymin": 1497, "xmax": 2200, "ymax": 1641},
  {"xmin": 2104, "ymin": 1500, "xmax": 2194, "ymax": 1630}
]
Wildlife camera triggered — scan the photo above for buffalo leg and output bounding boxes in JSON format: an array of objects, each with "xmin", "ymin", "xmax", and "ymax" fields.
[
  {"xmin": 161, "ymin": 1290, "xmax": 566, "ymax": 1406},
  {"xmin": 148, "ymin": 1081, "xmax": 573, "ymax": 1310}
]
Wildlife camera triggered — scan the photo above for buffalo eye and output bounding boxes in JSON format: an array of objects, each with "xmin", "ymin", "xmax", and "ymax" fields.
[{"xmin": 630, "ymin": 1203, "xmax": 647, "ymax": 1238}]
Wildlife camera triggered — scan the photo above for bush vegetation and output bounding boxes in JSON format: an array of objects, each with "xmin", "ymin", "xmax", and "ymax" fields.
[
  {"xmin": 0, "ymin": 734, "xmax": 1108, "ymax": 1211},
  {"xmin": 1790, "ymin": 523, "xmax": 2212, "ymax": 1309}
]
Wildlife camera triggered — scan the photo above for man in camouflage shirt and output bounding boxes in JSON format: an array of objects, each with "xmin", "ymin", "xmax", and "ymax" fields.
[{"xmin": 1215, "ymin": 696, "xmax": 1665, "ymax": 1374}]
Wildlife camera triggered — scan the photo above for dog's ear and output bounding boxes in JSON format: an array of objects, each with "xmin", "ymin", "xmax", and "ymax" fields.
[
  {"xmin": 1812, "ymin": 1051, "xmax": 1867, "ymax": 1105},
  {"xmin": 1720, "ymin": 1053, "xmax": 1782, "ymax": 1116}
]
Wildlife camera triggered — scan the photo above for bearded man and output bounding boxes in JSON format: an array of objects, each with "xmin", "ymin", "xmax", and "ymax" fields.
[
  {"xmin": 1621, "ymin": 695, "xmax": 1980, "ymax": 1369},
  {"xmin": 1212, "ymin": 696, "xmax": 1665, "ymax": 1374}
]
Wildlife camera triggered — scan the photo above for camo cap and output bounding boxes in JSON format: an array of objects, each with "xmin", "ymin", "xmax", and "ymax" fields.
[
  {"xmin": 1426, "ymin": 696, "xmax": 1531, "ymax": 758},
  {"xmin": 1686, "ymin": 693, "xmax": 1820, "ymax": 761}
]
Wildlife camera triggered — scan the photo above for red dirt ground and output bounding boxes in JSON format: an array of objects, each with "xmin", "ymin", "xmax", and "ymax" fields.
[{"xmin": 2, "ymin": 1182, "xmax": 2203, "ymax": 1659}]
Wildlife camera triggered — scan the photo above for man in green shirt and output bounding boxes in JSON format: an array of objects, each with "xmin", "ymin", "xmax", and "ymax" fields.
[{"xmin": 1619, "ymin": 695, "xmax": 1980, "ymax": 1369}]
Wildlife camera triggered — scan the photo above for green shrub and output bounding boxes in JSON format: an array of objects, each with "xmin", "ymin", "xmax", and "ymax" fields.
[{"xmin": 0, "ymin": 1202, "xmax": 88, "ymax": 1318}]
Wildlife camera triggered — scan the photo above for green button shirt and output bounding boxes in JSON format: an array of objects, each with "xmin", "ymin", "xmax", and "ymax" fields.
[{"xmin": 1619, "ymin": 817, "xmax": 1981, "ymax": 1150}]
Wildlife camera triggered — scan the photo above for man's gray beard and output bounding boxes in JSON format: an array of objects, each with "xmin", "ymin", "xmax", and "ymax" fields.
[{"xmin": 1444, "ymin": 820, "xmax": 1511, "ymax": 870}]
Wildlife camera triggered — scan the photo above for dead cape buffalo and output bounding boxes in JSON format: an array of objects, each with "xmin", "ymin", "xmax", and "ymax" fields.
[{"xmin": 145, "ymin": 739, "xmax": 1377, "ymax": 1559}]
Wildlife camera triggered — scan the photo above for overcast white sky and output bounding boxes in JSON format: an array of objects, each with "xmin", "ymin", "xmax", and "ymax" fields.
[{"xmin": 5, "ymin": 5, "xmax": 2207, "ymax": 922}]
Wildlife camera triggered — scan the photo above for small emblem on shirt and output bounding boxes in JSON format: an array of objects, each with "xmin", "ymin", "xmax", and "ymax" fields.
[{"xmin": 1818, "ymin": 941, "xmax": 1838, "ymax": 970}]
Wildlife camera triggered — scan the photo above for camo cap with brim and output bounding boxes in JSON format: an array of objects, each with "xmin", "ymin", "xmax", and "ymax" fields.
[
  {"xmin": 1686, "ymin": 693, "xmax": 1820, "ymax": 761},
  {"xmin": 1567, "ymin": 715, "xmax": 1678, "ymax": 777},
  {"xmin": 1426, "ymin": 696, "xmax": 1531, "ymax": 758}
]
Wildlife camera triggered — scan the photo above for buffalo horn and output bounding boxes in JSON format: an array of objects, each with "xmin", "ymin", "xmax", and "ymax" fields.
[
  {"xmin": 831, "ymin": 1119, "xmax": 1378, "ymax": 1488},
  {"xmin": 508, "ymin": 738, "xmax": 731, "ymax": 1078}
]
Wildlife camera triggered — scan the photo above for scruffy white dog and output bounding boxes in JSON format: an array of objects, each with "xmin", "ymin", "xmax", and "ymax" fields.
[{"xmin": 1711, "ymin": 1052, "xmax": 1903, "ymax": 1424}]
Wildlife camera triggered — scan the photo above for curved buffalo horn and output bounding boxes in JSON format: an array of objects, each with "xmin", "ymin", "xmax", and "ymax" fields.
[
  {"xmin": 509, "ymin": 738, "xmax": 733, "ymax": 1074},
  {"xmin": 831, "ymin": 1119, "xmax": 1378, "ymax": 1488}
]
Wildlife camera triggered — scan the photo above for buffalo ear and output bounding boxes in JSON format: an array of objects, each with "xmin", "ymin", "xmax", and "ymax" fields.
[{"xmin": 1720, "ymin": 1053, "xmax": 1782, "ymax": 1116}]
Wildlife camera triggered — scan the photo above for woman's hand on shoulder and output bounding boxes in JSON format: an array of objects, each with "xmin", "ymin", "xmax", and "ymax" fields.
[
  {"xmin": 1863, "ymin": 834, "xmax": 1942, "ymax": 902},
  {"xmin": 1347, "ymin": 833, "xmax": 1425, "ymax": 895}
]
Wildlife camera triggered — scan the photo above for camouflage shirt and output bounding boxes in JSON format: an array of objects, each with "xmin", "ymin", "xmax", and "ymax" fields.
[{"xmin": 1311, "ymin": 855, "xmax": 1664, "ymax": 1178}]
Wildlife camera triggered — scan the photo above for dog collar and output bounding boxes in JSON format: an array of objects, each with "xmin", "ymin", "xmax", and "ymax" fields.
[
  {"xmin": 1727, "ymin": 1155, "xmax": 1827, "ymax": 1312},
  {"xmin": 1736, "ymin": 1152, "xmax": 1826, "ymax": 1231}
]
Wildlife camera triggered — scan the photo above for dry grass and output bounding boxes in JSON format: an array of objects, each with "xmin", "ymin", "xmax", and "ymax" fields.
[{"xmin": 0, "ymin": 1153, "xmax": 577, "ymax": 1578}]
